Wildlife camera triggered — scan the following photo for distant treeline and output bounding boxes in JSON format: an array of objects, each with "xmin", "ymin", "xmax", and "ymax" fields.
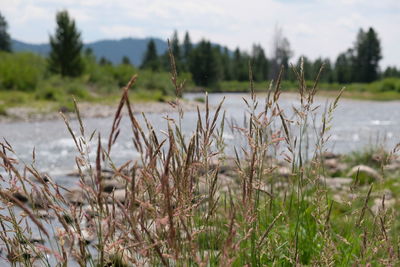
[{"xmin": 139, "ymin": 28, "xmax": 400, "ymax": 87}]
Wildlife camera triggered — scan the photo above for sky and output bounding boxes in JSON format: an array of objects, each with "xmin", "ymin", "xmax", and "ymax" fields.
[{"xmin": 1, "ymin": 0, "xmax": 400, "ymax": 68}]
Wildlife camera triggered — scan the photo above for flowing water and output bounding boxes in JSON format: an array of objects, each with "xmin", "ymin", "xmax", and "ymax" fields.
[{"xmin": 1, "ymin": 92, "xmax": 399, "ymax": 176}]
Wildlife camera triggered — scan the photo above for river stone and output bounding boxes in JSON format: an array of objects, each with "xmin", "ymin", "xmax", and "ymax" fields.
[
  {"xmin": 383, "ymin": 162, "xmax": 400, "ymax": 171},
  {"xmin": 347, "ymin": 165, "xmax": 383, "ymax": 183},
  {"xmin": 277, "ymin": 166, "xmax": 291, "ymax": 178},
  {"xmin": 106, "ymin": 189, "xmax": 126, "ymax": 204},
  {"xmin": 322, "ymin": 152, "xmax": 341, "ymax": 160},
  {"xmin": 65, "ymin": 187, "xmax": 87, "ymax": 205},
  {"xmin": 319, "ymin": 177, "xmax": 353, "ymax": 190},
  {"xmin": 324, "ymin": 159, "xmax": 348, "ymax": 173},
  {"xmin": 10, "ymin": 190, "xmax": 29, "ymax": 203},
  {"xmin": 102, "ymin": 179, "xmax": 126, "ymax": 193},
  {"xmin": 27, "ymin": 236, "xmax": 45, "ymax": 245},
  {"xmin": 35, "ymin": 209, "xmax": 55, "ymax": 220},
  {"xmin": 30, "ymin": 189, "xmax": 52, "ymax": 209},
  {"xmin": 371, "ymin": 197, "xmax": 396, "ymax": 215}
]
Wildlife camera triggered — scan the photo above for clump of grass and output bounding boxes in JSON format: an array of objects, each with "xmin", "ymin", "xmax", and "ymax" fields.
[{"xmin": 0, "ymin": 54, "xmax": 399, "ymax": 266}]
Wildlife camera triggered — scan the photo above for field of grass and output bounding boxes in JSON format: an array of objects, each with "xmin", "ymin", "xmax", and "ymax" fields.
[{"xmin": 1, "ymin": 64, "xmax": 400, "ymax": 266}]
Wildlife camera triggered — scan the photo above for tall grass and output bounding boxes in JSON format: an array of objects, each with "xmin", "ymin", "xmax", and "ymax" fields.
[{"xmin": 0, "ymin": 55, "xmax": 399, "ymax": 266}]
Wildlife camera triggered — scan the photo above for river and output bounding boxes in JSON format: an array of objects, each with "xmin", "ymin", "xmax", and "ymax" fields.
[{"xmin": 0, "ymin": 92, "xmax": 399, "ymax": 176}]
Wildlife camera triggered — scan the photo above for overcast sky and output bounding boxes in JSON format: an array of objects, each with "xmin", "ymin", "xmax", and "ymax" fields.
[{"xmin": 1, "ymin": 0, "xmax": 399, "ymax": 68}]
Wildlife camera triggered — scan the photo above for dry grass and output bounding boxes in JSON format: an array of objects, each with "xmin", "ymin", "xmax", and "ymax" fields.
[{"xmin": 0, "ymin": 56, "xmax": 399, "ymax": 267}]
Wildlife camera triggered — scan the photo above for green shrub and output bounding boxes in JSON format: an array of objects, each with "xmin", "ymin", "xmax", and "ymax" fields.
[
  {"xmin": 35, "ymin": 86, "xmax": 64, "ymax": 101},
  {"xmin": 375, "ymin": 78, "xmax": 400, "ymax": 92},
  {"xmin": 0, "ymin": 52, "xmax": 46, "ymax": 91},
  {"xmin": 0, "ymin": 104, "xmax": 6, "ymax": 115},
  {"xmin": 112, "ymin": 64, "xmax": 137, "ymax": 87},
  {"xmin": 136, "ymin": 70, "xmax": 175, "ymax": 95},
  {"xmin": 134, "ymin": 89, "xmax": 165, "ymax": 102},
  {"xmin": 65, "ymin": 80, "xmax": 90, "ymax": 99}
]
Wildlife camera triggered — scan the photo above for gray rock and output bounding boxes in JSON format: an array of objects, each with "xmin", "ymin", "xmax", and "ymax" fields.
[
  {"xmin": 347, "ymin": 165, "xmax": 383, "ymax": 182},
  {"xmin": 102, "ymin": 179, "xmax": 126, "ymax": 193},
  {"xmin": 371, "ymin": 197, "xmax": 396, "ymax": 215},
  {"xmin": 65, "ymin": 187, "xmax": 87, "ymax": 205},
  {"xmin": 106, "ymin": 189, "xmax": 127, "ymax": 204},
  {"xmin": 10, "ymin": 190, "xmax": 28, "ymax": 203},
  {"xmin": 319, "ymin": 177, "xmax": 353, "ymax": 190}
]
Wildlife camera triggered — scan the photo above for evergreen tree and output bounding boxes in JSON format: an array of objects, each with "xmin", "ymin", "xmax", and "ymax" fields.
[
  {"xmin": 312, "ymin": 57, "xmax": 323, "ymax": 79},
  {"xmin": 353, "ymin": 27, "xmax": 382, "ymax": 82},
  {"xmin": 121, "ymin": 56, "xmax": 131, "ymax": 65},
  {"xmin": 99, "ymin": 57, "xmax": 112, "ymax": 66},
  {"xmin": 296, "ymin": 56, "xmax": 313, "ymax": 81},
  {"xmin": 232, "ymin": 48, "xmax": 248, "ymax": 81},
  {"xmin": 170, "ymin": 30, "xmax": 182, "ymax": 72},
  {"xmin": 189, "ymin": 40, "xmax": 220, "ymax": 86},
  {"xmin": 383, "ymin": 66, "xmax": 400, "ymax": 78},
  {"xmin": 321, "ymin": 58, "xmax": 334, "ymax": 83},
  {"xmin": 182, "ymin": 31, "xmax": 193, "ymax": 71},
  {"xmin": 141, "ymin": 39, "xmax": 160, "ymax": 71},
  {"xmin": 0, "ymin": 11, "xmax": 11, "ymax": 52},
  {"xmin": 251, "ymin": 44, "xmax": 269, "ymax": 82},
  {"xmin": 48, "ymin": 10, "xmax": 84, "ymax": 77},
  {"xmin": 220, "ymin": 46, "xmax": 233, "ymax": 81},
  {"xmin": 335, "ymin": 49, "xmax": 353, "ymax": 83}
]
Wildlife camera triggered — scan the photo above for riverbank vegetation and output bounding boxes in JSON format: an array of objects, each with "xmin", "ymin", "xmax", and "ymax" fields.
[{"xmin": 1, "ymin": 60, "xmax": 400, "ymax": 265}]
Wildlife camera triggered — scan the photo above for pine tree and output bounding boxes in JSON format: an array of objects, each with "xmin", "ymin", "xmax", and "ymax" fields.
[
  {"xmin": 251, "ymin": 44, "xmax": 269, "ymax": 82},
  {"xmin": 170, "ymin": 30, "xmax": 182, "ymax": 73},
  {"xmin": 335, "ymin": 49, "xmax": 353, "ymax": 83},
  {"xmin": 221, "ymin": 46, "xmax": 233, "ymax": 81},
  {"xmin": 232, "ymin": 48, "xmax": 248, "ymax": 81},
  {"xmin": 141, "ymin": 39, "xmax": 160, "ymax": 71},
  {"xmin": 0, "ymin": 11, "xmax": 11, "ymax": 52},
  {"xmin": 48, "ymin": 10, "xmax": 83, "ymax": 77},
  {"xmin": 321, "ymin": 58, "xmax": 334, "ymax": 83},
  {"xmin": 99, "ymin": 57, "xmax": 112, "ymax": 66},
  {"xmin": 295, "ymin": 56, "xmax": 313, "ymax": 80},
  {"xmin": 353, "ymin": 27, "xmax": 382, "ymax": 82},
  {"xmin": 121, "ymin": 56, "xmax": 131, "ymax": 65},
  {"xmin": 182, "ymin": 31, "xmax": 193, "ymax": 71},
  {"xmin": 189, "ymin": 40, "xmax": 220, "ymax": 86},
  {"xmin": 48, "ymin": 11, "xmax": 83, "ymax": 76},
  {"xmin": 383, "ymin": 66, "xmax": 400, "ymax": 78}
]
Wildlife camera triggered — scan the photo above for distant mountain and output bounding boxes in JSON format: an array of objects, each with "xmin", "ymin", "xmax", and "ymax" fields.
[
  {"xmin": 84, "ymin": 38, "xmax": 168, "ymax": 65},
  {"xmin": 12, "ymin": 40, "xmax": 50, "ymax": 56},
  {"xmin": 11, "ymin": 37, "xmax": 168, "ymax": 66}
]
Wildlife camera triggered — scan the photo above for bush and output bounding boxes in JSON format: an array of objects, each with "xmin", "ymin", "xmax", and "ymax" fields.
[
  {"xmin": 376, "ymin": 78, "xmax": 400, "ymax": 92},
  {"xmin": 35, "ymin": 76, "xmax": 90, "ymax": 102},
  {"xmin": 0, "ymin": 104, "xmax": 6, "ymax": 115},
  {"xmin": 0, "ymin": 52, "xmax": 45, "ymax": 91},
  {"xmin": 35, "ymin": 86, "xmax": 63, "ymax": 101},
  {"xmin": 112, "ymin": 64, "xmax": 137, "ymax": 87},
  {"xmin": 136, "ymin": 70, "xmax": 176, "ymax": 95}
]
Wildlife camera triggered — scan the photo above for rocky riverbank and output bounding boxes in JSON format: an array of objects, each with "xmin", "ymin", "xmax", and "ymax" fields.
[
  {"xmin": 0, "ymin": 99, "xmax": 205, "ymax": 123},
  {"xmin": 5, "ymin": 150, "xmax": 400, "ymax": 228}
]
